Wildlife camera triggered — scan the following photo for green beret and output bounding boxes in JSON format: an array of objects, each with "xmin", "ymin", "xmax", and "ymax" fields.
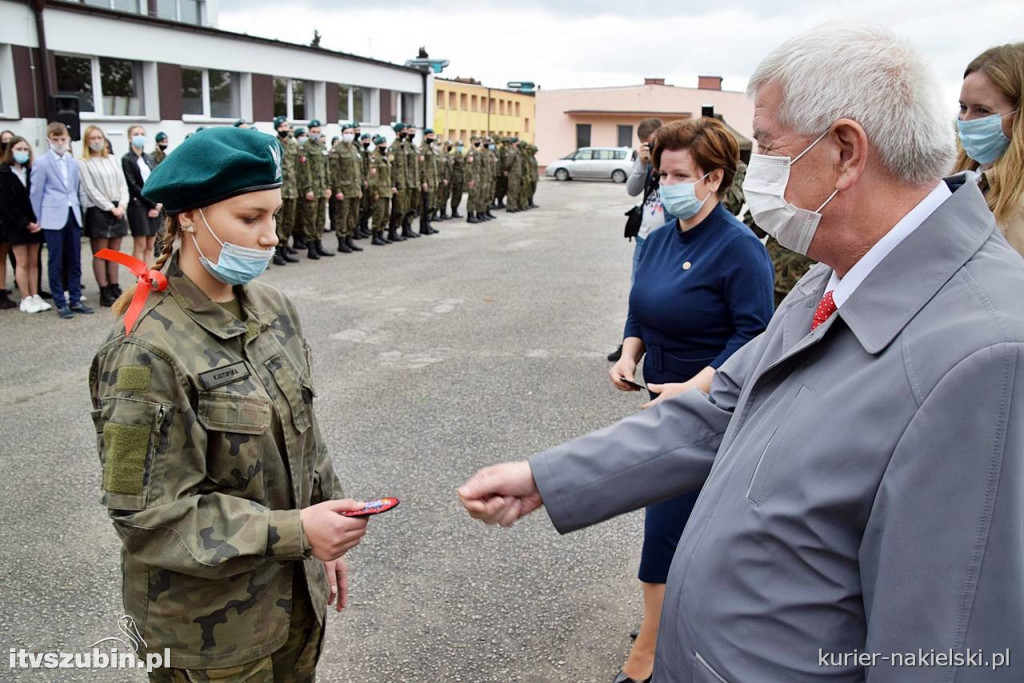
[
  {"xmin": 196, "ymin": 126, "xmax": 207, "ymax": 132},
  {"xmin": 372, "ymin": 135, "xmax": 386, "ymax": 145},
  {"xmin": 351, "ymin": 121, "xmax": 361, "ymax": 128},
  {"xmin": 424, "ymin": 128, "xmax": 435, "ymax": 135},
  {"xmin": 510, "ymin": 136, "xmax": 519, "ymax": 143},
  {"xmin": 341, "ymin": 122, "xmax": 356, "ymax": 131},
  {"xmin": 360, "ymin": 133, "xmax": 371, "ymax": 140},
  {"xmin": 233, "ymin": 118, "xmax": 246, "ymax": 127},
  {"xmin": 273, "ymin": 116, "xmax": 288, "ymax": 129},
  {"xmin": 308, "ymin": 119, "xmax": 322, "ymax": 128},
  {"xmin": 392, "ymin": 122, "xmax": 406, "ymax": 132},
  {"xmin": 141, "ymin": 127, "xmax": 283, "ymax": 214},
  {"xmin": 294, "ymin": 127, "xmax": 307, "ymax": 137},
  {"xmin": 155, "ymin": 132, "xmax": 168, "ymax": 142}
]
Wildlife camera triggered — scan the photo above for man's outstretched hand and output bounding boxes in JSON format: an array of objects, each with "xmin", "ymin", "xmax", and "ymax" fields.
[{"xmin": 457, "ymin": 461, "xmax": 543, "ymax": 527}]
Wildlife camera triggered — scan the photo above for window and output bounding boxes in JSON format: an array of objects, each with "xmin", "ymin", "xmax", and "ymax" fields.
[
  {"xmin": 499, "ymin": 100, "xmax": 505, "ymax": 116},
  {"xmin": 179, "ymin": 0, "xmax": 202, "ymax": 24},
  {"xmin": 337, "ymin": 85, "xmax": 350, "ymax": 120},
  {"xmin": 614, "ymin": 150, "xmax": 629, "ymax": 160},
  {"xmin": 524, "ymin": 118, "xmax": 530, "ymax": 132},
  {"xmin": 180, "ymin": 68, "xmax": 238, "ymax": 119},
  {"xmin": 401, "ymin": 92, "xmax": 416, "ymax": 124},
  {"xmin": 55, "ymin": 54, "xmax": 145, "ymax": 116},
  {"xmin": 448, "ymin": 92, "xmax": 456, "ymax": 109},
  {"xmin": 617, "ymin": 124, "xmax": 633, "ymax": 148},
  {"xmin": 112, "ymin": 0, "xmax": 141, "ymax": 11},
  {"xmin": 594, "ymin": 149, "xmax": 616, "ymax": 160},
  {"xmin": 273, "ymin": 77, "xmax": 288, "ymax": 118},
  {"xmin": 576, "ymin": 123, "xmax": 591, "ymax": 149},
  {"xmin": 155, "ymin": 0, "xmax": 177, "ymax": 19},
  {"xmin": 460, "ymin": 93, "xmax": 467, "ymax": 111},
  {"xmin": 353, "ymin": 88, "xmax": 365, "ymax": 122},
  {"xmin": 272, "ymin": 78, "xmax": 310, "ymax": 121},
  {"xmin": 515, "ymin": 101, "xmax": 520, "ymax": 116},
  {"xmin": 292, "ymin": 80, "xmax": 306, "ymax": 120},
  {"xmin": 436, "ymin": 90, "xmax": 445, "ymax": 108},
  {"xmin": 471, "ymin": 95, "xmax": 478, "ymax": 112},
  {"xmin": 55, "ymin": 54, "xmax": 94, "ymax": 113},
  {"xmin": 182, "ymin": 67, "xmax": 203, "ymax": 115},
  {"xmin": 489, "ymin": 98, "xmax": 495, "ymax": 114},
  {"xmin": 573, "ymin": 149, "xmax": 593, "ymax": 160}
]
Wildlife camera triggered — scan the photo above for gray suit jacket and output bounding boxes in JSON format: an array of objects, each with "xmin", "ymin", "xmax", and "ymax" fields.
[{"xmin": 531, "ymin": 177, "xmax": 1024, "ymax": 682}]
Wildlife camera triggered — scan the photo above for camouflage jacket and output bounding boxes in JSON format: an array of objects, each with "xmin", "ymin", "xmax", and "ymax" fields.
[
  {"xmin": 465, "ymin": 144, "xmax": 484, "ymax": 184},
  {"xmin": 722, "ymin": 160, "xmax": 747, "ymax": 217},
  {"xmin": 89, "ymin": 253, "xmax": 343, "ymax": 669},
  {"xmin": 295, "ymin": 139, "xmax": 315, "ymax": 195},
  {"xmin": 401, "ymin": 139, "xmax": 420, "ymax": 188},
  {"xmin": 418, "ymin": 142, "xmax": 438, "ymax": 188},
  {"xmin": 508, "ymin": 147, "xmax": 527, "ymax": 179},
  {"xmin": 389, "ymin": 141, "xmax": 408, "ymax": 191},
  {"xmin": 329, "ymin": 141, "xmax": 363, "ymax": 198},
  {"xmin": 451, "ymin": 148, "xmax": 465, "ymax": 183},
  {"xmin": 438, "ymin": 149, "xmax": 451, "ymax": 183},
  {"xmin": 152, "ymin": 147, "xmax": 167, "ymax": 166},
  {"xmin": 281, "ymin": 137, "xmax": 299, "ymax": 199},
  {"xmin": 366, "ymin": 148, "xmax": 393, "ymax": 198},
  {"xmin": 528, "ymin": 146, "xmax": 539, "ymax": 182},
  {"xmin": 311, "ymin": 138, "xmax": 330, "ymax": 194}
]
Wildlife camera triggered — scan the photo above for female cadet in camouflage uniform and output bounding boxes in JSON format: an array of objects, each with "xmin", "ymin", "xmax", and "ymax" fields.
[{"xmin": 90, "ymin": 127, "xmax": 369, "ymax": 682}]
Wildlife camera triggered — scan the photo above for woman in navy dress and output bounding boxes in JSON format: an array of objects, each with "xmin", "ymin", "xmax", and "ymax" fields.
[{"xmin": 608, "ymin": 118, "xmax": 774, "ymax": 683}]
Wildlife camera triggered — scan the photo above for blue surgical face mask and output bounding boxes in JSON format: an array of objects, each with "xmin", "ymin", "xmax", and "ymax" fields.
[
  {"xmin": 189, "ymin": 209, "xmax": 275, "ymax": 286},
  {"xmin": 132, "ymin": 135, "xmax": 147, "ymax": 149},
  {"xmin": 956, "ymin": 111, "xmax": 1016, "ymax": 165},
  {"xmin": 660, "ymin": 172, "xmax": 711, "ymax": 220},
  {"xmin": 13, "ymin": 151, "xmax": 30, "ymax": 165}
]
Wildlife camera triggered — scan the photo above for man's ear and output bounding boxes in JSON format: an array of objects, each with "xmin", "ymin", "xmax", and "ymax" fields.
[{"xmin": 831, "ymin": 118, "xmax": 869, "ymax": 191}]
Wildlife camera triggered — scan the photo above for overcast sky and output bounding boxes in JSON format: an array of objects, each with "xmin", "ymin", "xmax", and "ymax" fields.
[{"xmin": 218, "ymin": 0, "xmax": 1021, "ymax": 113}]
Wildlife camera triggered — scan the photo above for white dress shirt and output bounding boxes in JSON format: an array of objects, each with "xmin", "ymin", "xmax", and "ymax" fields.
[
  {"xmin": 826, "ymin": 181, "xmax": 951, "ymax": 307},
  {"xmin": 137, "ymin": 155, "xmax": 151, "ymax": 183}
]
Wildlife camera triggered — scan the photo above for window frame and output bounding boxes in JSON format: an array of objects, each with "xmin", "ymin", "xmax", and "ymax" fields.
[
  {"xmin": 54, "ymin": 52, "xmax": 151, "ymax": 119},
  {"xmin": 180, "ymin": 67, "xmax": 240, "ymax": 121}
]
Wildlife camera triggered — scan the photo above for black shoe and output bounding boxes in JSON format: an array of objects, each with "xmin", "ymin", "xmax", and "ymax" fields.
[
  {"xmin": 307, "ymin": 244, "xmax": 320, "ymax": 260},
  {"xmin": 0, "ymin": 290, "xmax": 16, "ymax": 310},
  {"xmin": 346, "ymin": 236, "xmax": 363, "ymax": 252},
  {"xmin": 451, "ymin": 211, "xmax": 463, "ymax": 218},
  {"xmin": 285, "ymin": 245, "xmax": 299, "ymax": 255},
  {"xmin": 360, "ymin": 226, "xmax": 372, "ymax": 238},
  {"xmin": 486, "ymin": 209, "xmax": 496, "ymax": 219},
  {"xmin": 427, "ymin": 224, "xmax": 439, "ymax": 235},
  {"xmin": 467, "ymin": 212, "xmax": 481, "ymax": 224},
  {"xmin": 111, "ymin": 283, "xmax": 123, "ymax": 297},
  {"xmin": 40, "ymin": 290, "xmax": 53, "ymax": 300},
  {"xmin": 497, "ymin": 200, "xmax": 506, "ymax": 209},
  {"xmin": 529, "ymin": 201, "xmax": 539, "ymax": 208},
  {"xmin": 335, "ymin": 236, "xmax": 352, "ymax": 254},
  {"xmin": 315, "ymin": 240, "xmax": 335, "ymax": 257},
  {"xmin": 56, "ymin": 305, "xmax": 74, "ymax": 319},
  {"xmin": 607, "ymin": 344, "xmax": 623, "ymax": 362},
  {"xmin": 388, "ymin": 226, "xmax": 405, "ymax": 242},
  {"xmin": 282, "ymin": 247, "xmax": 299, "ymax": 263},
  {"xmin": 372, "ymin": 232, "xmax": 387, "ymax": 246},
  {"xmin": 273, "ymin": 249, "xmax": 287, "ymax": 266},
  {"xmin": 99, "ymin": 285, "xmax": 117, "ymax": 307},
  {"xmin": 612, "ymin": 673, "xmax": 651, "ymax": 683},
  {"xmin": 69, "ymin": 302, "xmax": 95, "ymax": 314},
  {"xmin": 294, "ymin": 237, "xmax": 308, "ymax": 250},
  {"xmin": 402, "ymin": 223, "xmax": 420, "ymax": 239}
]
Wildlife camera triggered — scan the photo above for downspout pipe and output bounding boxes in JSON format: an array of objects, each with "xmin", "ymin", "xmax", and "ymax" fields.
[{"xmin": 30, "ymin": 0, "xmax": 53, "ymax": 104}]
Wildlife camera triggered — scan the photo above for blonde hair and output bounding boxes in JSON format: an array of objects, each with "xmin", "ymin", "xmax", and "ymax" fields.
[
  {"xmin": 112, "ymin": 215, "xmax": 179, "ymax": 316},
  {"xmin": 80, "ymin": 124, "xmax": 109, "ymax": 160},
  {"xmin": 953, "ymin": 42, "xmax": 1024, "ymax": 226}
]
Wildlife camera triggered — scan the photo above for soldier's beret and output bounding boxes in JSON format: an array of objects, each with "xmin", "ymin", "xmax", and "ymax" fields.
[
  {"xmin": 142, "ymin": 127, "xmax": 283, "ymax": 215},
  {"xmin": 273, "ymin": 116, "xmax": 288, "ymax": 129},
  {"xmin": 351, "ymin": 121, "xmax": 362, "ymax": 128},
  {"xmin": 294, "ymin": 127, "xmax": 308, "ymax": 136},
  {"xmin": 510, "ymin": 136, "xmax": 519, "ymax": 143},
  {"xmin": 340, "ymin": 122, "xmax": 356, "ymax": 131},
  {"xmin": 195, "ymin": 126, "xmax": 207, "ymax": 132},
  {"xmin": 424, "ymin": 128, "xmax": 435, "ymax": 135},
  {"xmin": 233, "ymin": 118, "xmax": 247, "ymax": 127},
  {"xmin": 155, "ymin": 132, "xmax": 168, "ymax": 142},
  {"xmin": 360, "ymin": 133, "xmax": 371, "ymax": 140},
  {"xmin": 308, "ymin": 119, "xmax": 323, "ymax": 128},
  {"xmin": 373, "ymin": 135, "xmax": 387, "ymax": 145},
  {"xmin": 392, "ymin": 122, "xmax": 406, "ymax": 132}
]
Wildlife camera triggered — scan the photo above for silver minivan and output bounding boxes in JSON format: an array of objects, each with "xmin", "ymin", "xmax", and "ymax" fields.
[{"xmin": 545, "ymin": 147, "xmax": 634, "ymax": 182}]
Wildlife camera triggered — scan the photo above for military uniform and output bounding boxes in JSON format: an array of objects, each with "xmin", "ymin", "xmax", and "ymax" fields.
[
  {"xmin": 437, "ymin": 143, "xmax": 452, "ymax": 219},
  {"xmin": 465, "ymin": 139, "xmax": 487, "ymax": 223},
  {"xmin": 526, "ymin": 143, "xmax": 539, "ymax": 208},
  {"xmin": 506, "ymin": 141, "xmax": 527, "ymax": 212},
  {"xmin": 358, "ymin": 133, "xmax": 373, "ymax": 238},
  {"xmin": 328, "ymin": 123, "xmax": 364, "ymax": 254},
  {"xmin": 417, "ymin": 131, "xmax": 439, "ymax": 235},
  {"xmin": 296, "ymin": 125, "xmax": 332, "ymax": 259},
  {"xmin": 401, "ymin": 132, "xmax": 421, "ymax": 235},
  {"xmin": 449, "ymin": 144, "xmax": 465, "ymax": 218},
  {"xmin": 722, "ymin": 160, "xmax": 747, "ymax": 217},
  {"xmin": 367, "ymin": 136, "xmax": 395, "ymax": 245},
  {"xmin": 496, "ymin": 139, "xmax": 511, "ymax": 208}
]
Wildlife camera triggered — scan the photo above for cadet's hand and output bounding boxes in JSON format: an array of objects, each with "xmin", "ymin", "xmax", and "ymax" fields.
[
  {"xmin": 324, "ymin": 557, "xmax": 349, "ymax": 612},
  {"xmin": 391, "ymin": 187, "xmax": 398, "ymax": 195},
  {"xmin": 468, "ymin": 180, "xmax": 475, "ymax": 189},
  {"xmin": 421, "ymin": 182, "xmax": 428, "ymax": 192},
  {"xmin": 300, "ymin": 499, "xmax": 368, "ymax": 562},
  {"xmin": 458, "ymin": 461, "xmax": 542, "ymax": 527},
  {"xmin": 335, "ymin": 192, "xmax": 344, "ymax": 200},
  {"xmin": 610, "ymin": 357, "xmax": 641, "ymax": 392},
  {"xmin": 306, "ymin": 191, "xmax": 316, "ymax": 201}
]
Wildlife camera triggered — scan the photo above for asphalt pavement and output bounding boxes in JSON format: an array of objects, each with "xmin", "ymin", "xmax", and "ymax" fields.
[{"xmin": 0, "ymin": 178, "xmax": 654, "ymax": 682}]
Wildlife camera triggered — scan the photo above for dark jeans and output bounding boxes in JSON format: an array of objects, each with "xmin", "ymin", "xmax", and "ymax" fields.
[{"xmin": 44, "ymin": 209, "xmax": 82, "ymax": 308}]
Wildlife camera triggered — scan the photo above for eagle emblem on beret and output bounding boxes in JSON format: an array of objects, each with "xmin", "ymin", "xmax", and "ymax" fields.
[{"xmin": 269, "ymin": 143, "xmax": 282, "ymax": 181}]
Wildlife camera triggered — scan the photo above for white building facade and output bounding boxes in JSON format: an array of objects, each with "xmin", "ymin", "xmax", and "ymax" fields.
[{"xmin": 0, "ymin": 0, "xmax": 433, "ymax": 154}]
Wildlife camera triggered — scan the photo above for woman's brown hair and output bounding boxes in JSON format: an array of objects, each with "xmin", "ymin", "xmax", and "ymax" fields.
[
  {"xmin": 111, "ymin": 214, "xmax": 180, "ymax": 316},
  {"xmin": 1, "ymin": 136, "xmax": 32, "ymax": 166},
  {"xmin": 953, "ymin": 42, "xmax": 1024, "ymax": 227},
  {"xmin": 652, "ymin": 117, "xmax": 739, "ymax": 198}
]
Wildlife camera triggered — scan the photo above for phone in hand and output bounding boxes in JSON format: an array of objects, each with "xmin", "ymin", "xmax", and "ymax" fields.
[{"xmin": 619, "ymin": 377, "xmax": 646, "ymax": 391}]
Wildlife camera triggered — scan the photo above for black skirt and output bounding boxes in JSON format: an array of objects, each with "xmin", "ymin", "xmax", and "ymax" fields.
[
  {"xmin": 127, "ymin": 204, "xmax": 163, "ymax": 237},
  {"xmin": 85, "ymin": 207, "xmax": 129, "ymax": 240}
]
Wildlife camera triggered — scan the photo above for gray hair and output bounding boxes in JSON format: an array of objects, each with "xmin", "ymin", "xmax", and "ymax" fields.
[{"xmin": 748, "ymin": 23, "xmax": 954, "ymax": 184}]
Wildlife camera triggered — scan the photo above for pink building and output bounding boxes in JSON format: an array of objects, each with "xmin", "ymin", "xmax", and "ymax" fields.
[{"xmin": 535, "ymin": 77, "xmax": 755, "ymax": 168}]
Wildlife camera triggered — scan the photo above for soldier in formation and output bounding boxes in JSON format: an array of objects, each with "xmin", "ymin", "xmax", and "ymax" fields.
[
  {"xmin": 328, "ymin": 121, "xmax": 364, "ymax": 254},
  {"xmin": 417, "ymin": 128, "xmax": 440, "ymax": 235},
  {"xmin": 367, "ymin": 134, "xmax": 397, "ymax": 246},
  {"xmin": 295, "ymin": 121, "xmax": 334, "ymax": 259}
]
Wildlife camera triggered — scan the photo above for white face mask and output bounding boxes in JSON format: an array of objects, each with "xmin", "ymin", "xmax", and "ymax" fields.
[
  {"xmin": 742, "ymin": 129, "xmax": 839, "ymax": 256},
  {"xmin": 342, "ymin": 133, "xmax": 355, "ymax": 143},
  {"xmin": 89, "ymin": 140, "xmax": 105, "ymax": 153},
  {"xmin": 51, "ymin": 142, "xmax": 68, "ymax": 156}
]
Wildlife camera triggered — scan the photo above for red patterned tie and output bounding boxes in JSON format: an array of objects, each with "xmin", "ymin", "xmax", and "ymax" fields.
[{"xmin": 811, "ymin": 290, "xmax": 837, "ymax": 331}]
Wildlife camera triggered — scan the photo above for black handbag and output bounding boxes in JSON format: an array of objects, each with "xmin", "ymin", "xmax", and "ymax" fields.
[{"xmin": 623, "ymin": 204, "xmax": 643, "ymax": 241}]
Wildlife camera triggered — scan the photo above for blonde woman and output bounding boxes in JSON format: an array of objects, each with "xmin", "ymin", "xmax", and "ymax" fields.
[
  {"xmin": 79, "ymin": 125, "xmax": 129, "ymax": 306},
  {"xmin": 121, "ymin": 125, "xmax": 163, "ymax": 264},
  {"xmin": 955, "ymin": 42, "xmax": 1024, "ymax": 256}
]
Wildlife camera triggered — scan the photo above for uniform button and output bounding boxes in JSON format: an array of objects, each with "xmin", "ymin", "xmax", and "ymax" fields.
[{"xmin": 682, "ymin": 261, "xmax": 692, "ymax": 270}]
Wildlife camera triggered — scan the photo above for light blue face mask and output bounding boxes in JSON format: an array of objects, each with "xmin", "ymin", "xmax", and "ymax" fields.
[
  {"xmin": 956, "ymin": 111, "xmax": 1016, "ymax": 165},
  {"xmin": 660, "ymin": 172, "xmax": 711, "ymax": 220},
  {"xmin": 13, "ymin": 151, "xmax": 30, "ymax": 165},
  {"xmin": 132, "ymin": 135, "xmax": 147, "ymax": 149},
  {"xmin": 189, "ymin": 209, "xmax": 275, "ymax": 286}
]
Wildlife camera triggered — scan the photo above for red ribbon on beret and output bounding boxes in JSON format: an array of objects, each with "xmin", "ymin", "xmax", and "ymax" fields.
[{"xmin": 95, "ymin": 249, "xmax": 168, "ymax": 335}]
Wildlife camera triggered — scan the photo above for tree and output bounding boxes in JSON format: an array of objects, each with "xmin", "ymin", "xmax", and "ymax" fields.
[{"xmin": 311, "ymin": 30, "xmax": 322, "ymax": 48}]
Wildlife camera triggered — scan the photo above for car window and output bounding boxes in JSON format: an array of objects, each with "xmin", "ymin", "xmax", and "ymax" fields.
[
  {"xmin": 615, "ymin": 150, "xmax": 629, "ymax": 160},
  {"xmin": 574, "ymin": 149, "xmax": 593, "ymax": 160},
  {"xmin": 594, "ymin": 149, "xmax": 615, "ymax": 160}
]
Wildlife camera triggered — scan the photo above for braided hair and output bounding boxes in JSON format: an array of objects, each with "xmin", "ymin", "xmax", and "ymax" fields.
[{"xmin": 111, "ymin": 215, "xmax": 180, "ymax": 316}]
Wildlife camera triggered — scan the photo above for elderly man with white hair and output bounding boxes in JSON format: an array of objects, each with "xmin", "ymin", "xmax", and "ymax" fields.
[{"xmin": 458, "ymin": 23, "xmax": 1024, "ymax": 683}]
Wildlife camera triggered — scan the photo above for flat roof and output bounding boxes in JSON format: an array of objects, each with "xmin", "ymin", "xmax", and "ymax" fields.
[
  {"xmin": 45, "ymin": 0, "xmax": 423, "ymax": 74},
  {"xmin": 436, "ymin": 78, "xmax": 536, "ymax": 96}
]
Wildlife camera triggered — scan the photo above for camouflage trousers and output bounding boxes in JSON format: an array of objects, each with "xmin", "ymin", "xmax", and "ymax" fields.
[
  {"xmin": 508, "ymin": 173, "xmax": 526, "ymax": 211},
  {"xmin": 437, "ymin": 181, "xmax": 450, "ymax": 212},
  {"xmin": 359, "ymin": 192, "xmax": 371, "ymax": 228},
  {"xmin": 277, "ymin": 198, "xmax": 297, "ymax": 243},
  {"xmin": 148, "ymin": 576, "xmax": 324, "ymax": 683},
  {"xmin": 390, "ymin": 187, "xmax": 408, "ymax": 224},
  {"xmin": 334, "ymin": 196, "xmax": 360, "ymax": 238},
  {"xmin": 467, "ymin": 181, "xmax": 485, "ymax": 213},
  {"xmin": 495, "ymin": 175, "xmax": 508, "ymax": 203},
  {"xmin": 403, "ymin": 188, "xmax": 419, "ymax": 219},
  {"xmin": 298, "ymin": 197, "xmax": 325, "ymax": 243},
  {"xmin": 449, "ymin": 179, "xmax": 463, "ymax": 213},
  {"xmin": 373, "ymin": 195, "xmax": 390, "ymax": 232}
]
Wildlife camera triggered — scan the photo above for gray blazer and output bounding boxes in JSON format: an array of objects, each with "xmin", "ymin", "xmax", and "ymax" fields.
[{"xmin": 531, "ymin": 177, "xmax": 1024, "ymax": 682}]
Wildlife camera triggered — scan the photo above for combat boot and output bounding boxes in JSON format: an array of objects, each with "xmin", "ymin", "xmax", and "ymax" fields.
[
  {"xmin": 402, "ymin": 219, "xmax": 420, "ymax": 238},
  {"xmin": 451, "ymin": 209, "xmax": 463, "ymax": 218},
  {"xmin": 316, "ymin": 240, "xmax": 335, "ymax": 257},
  {"xmin": 335, "ymin": 234, "xmax": 352, "ymax": 254},
  {"xmin": 293, "ymin": 236, "xmax": 307, "ymax": 250},
  {"xmin": 467, "ymin": 212, "xmax": 481, "ymax": 224},
  {"xmin": 496, "ymin": 199, "xmax": 506, "ymax": 209},
  {"xmin": 528, "ymin": 200, "xmax": 539, "ymax": 208},
  {"xmin": 346, "ymin": 236, "xmax": 363, "ymax": 252},
  {"xmin": 439, "ymin": 209, "xmax": 449, "ymax": 220},
  {"xmin": 272, "ymin": 247, "xmax": 287, "ymax": 266},
  {"xmin": 285, "ymin": 244, "xmax": 299, "ymax": 256},
  {"xmin": 388, "ymin": 225, "xmax": 404, "ymax": 242},
  {"xmin": 372, "ymin": 230, "xmax": 387, "ymax": 246},
  {"xmin": 485, "ymin": 207, "xmax": 497, "ymax": 219},
  {"xmin": 282, "ymin": 247, "xmax": 299, "ymax": 263},
  {"xmin": 307, "ymin": 243, "xmax": 320, "ymax": 260}
]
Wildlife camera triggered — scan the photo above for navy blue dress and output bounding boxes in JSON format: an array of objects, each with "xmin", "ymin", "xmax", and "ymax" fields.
[{"xmin": 624, "ymin": 203, "xmax": 774, "ymax": 583}]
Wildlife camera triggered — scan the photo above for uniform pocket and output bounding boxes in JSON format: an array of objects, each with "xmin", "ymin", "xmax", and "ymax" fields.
[
  {"xmin": 746, "ymin": 385, "xmax": 814, "ymax": 506},
  {"xmin": 94, "ymin": 397, "xmax": 171, "ymax": 511},
  {"xmin": 197, "ymin": 391, "xmax": 271, "ymax": 494},
  {"xmin": 266, "ymin": 356, "xmax": 310, "ymax": 433}
]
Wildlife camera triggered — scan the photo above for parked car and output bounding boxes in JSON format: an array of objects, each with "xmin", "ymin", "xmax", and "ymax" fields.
[{"xmin": 545, "ymin": 147, "xmax": 634, "ymax": 182}]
